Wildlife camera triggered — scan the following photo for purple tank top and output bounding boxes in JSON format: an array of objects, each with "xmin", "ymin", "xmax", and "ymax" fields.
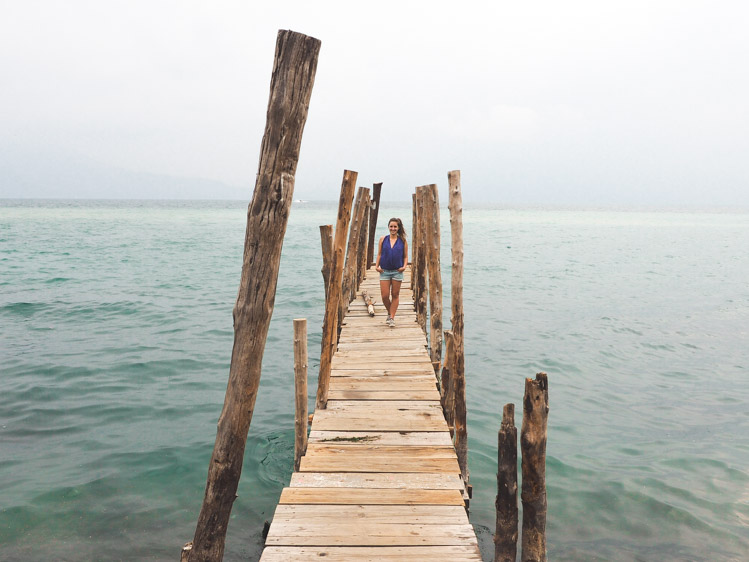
[{"xmin": 380, "ymin": 236, "xmax": 404, "ymax": 270}]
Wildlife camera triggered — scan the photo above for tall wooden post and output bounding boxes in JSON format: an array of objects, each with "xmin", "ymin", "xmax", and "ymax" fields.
[
  {"xmin": 411, "ymin": 193, "xmax": 418, "ymax": 296},
  {"xmin": 316, "ymin": 170, "xmax": 358, "ymax": 410},
  {"xmin": 423, "ymin": 184, "xmax": 442, "ymax": 374},
  {"xmin": 356, "ymin": 191, "xmax": 371, "ymax": 288},
  {"xmin": 319, "ymin": 225, "xmax": 333, "ymax": 300},
  {"xmin": 414, "ymin": 186, "xmax": 428, "ymax": 334},
  {"xmin": 293, "ymin": 319, "xmax": 308, "ymax": 472},
  {"xmin": 495, "ymin": 403, "xmax": 518, "ymax": 562},
  {"xmin": 367, "ymin": 182, "xmax": 383, "ymax": 267},
  {"xmin": 448, "ymin": 170, "xmax": 467, "ymax": 484},
  {"xmin": 183, "ymin": 29, "xmax": 320, "ymax": 562},
  {"xmin": 441, "ymin": 330, "xmax": 455, "ymax": 435},
  {"xmin": 339, "ymin": 186, "xmax": 366, "ymax": 323},
  {"xmin": 521, "ymin": 373, "xmax": 549, "ymax": 562}
]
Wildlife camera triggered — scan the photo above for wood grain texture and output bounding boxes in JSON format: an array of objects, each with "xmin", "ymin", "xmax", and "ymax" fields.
[
  {"xmin": 187, "ymin": 29, "xmax": 320, "ymax": 562},
  {"xmin": 316, "ymin": 170, "xmax": 357, "ymax": 409}
]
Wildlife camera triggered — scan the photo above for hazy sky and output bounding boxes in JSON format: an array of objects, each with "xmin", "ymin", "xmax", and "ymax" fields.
[{"xmin": 1, "ymin": 0, "xmax": 748, "ymax": 204}]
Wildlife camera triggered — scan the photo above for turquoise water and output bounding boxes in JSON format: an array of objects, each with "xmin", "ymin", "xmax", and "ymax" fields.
[{"xmin": 1, "ymin": 199, "xmax": 748, "ymax": 561}]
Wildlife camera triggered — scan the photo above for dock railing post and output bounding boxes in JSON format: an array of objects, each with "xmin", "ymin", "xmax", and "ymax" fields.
[
  {"xmin": 414, "ymin": 186, "xmax": 428, "ymax": 333},
  {"xmin": 495, "ymin": 403, "xmax": 518, "ymax": 562},
  {"xmin": 441, "ymin": 329, "xmax": 454, "ymax": 434},
  {"xmin": 411, "ymin": 193, "xmax": 418, "ymax": 297},
  {"xmin": 293, "ymin": 319, "xmax": 308, "ymax": 471},
  {"xmin": 424, "ymin": 184, "xmax": 443, "ymax": 375},
  {"xmin": 367, "ymin": 182, "xmax": 382, "ymax": 267},
  {"xmin": 319, "ymin": 225, "xmax": 333, "ymax": 301},
  {"xmin": 339, "ymin": 186, "xmax": 366, "ymax": 324},
  {"xmin": 448, "ymin": 170, "xmax": 468, "ymax": 485},
  {"xmin": 521, "ymin": 372, "xmax": 549, "ymax": 562},
  {"xmin": 367, "ymin": 183, "xmax": 382, "ymax": 267},
  {"xmin": 183, "ymin": 29, "xmax": 320, "ymax": 562},
  {"xmin": 316, "ymin": 170, "xmax": 357, "ymax": 410},
  {"xmin": 356, "ymin": 190, "xmax": 371, "ymax": 288}
]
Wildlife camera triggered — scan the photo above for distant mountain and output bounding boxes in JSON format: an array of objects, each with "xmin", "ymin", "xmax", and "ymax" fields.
[{"xmin": 0, "ymin": 145, "xmax": 248, "ymax": 199}]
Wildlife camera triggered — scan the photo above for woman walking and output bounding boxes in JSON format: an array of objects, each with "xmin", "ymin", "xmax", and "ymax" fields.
[{"xmin": 375, "ymin": 218, "xmax": 409, "ymax": 327}]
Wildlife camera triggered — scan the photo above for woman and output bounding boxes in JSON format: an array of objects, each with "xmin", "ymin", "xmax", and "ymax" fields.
[{"xmin": 375, "ymin": 218, "xmax": 409, "ymax": 327}]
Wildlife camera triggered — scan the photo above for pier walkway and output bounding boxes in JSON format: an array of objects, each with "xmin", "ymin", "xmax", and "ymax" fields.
[{"xmin": 261, "ymin": 266, "xmax": 481, "ymax": 561}]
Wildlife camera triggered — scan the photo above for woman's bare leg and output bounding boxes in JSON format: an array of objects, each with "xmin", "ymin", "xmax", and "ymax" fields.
[
  {"xmin": 380, "ymin": 280, "xmax": 392, "ymax": 317},
  {"xmin": 389, "ymin": 280, "xmax": 402, "ymax": 319}
]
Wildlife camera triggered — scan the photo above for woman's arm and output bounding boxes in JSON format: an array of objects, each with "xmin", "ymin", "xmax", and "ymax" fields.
[
  {"xmin": 398, "ymin": 239, "xmax": 409, "ymax": 272},
  {"xmin": 375, "ymin": 236, "xmax": 384, "ymax": 272}
]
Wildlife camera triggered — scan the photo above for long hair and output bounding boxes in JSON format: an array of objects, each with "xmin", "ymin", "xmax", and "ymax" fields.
[{"xmin": 388, "ymin": 217, "xmax": 407, "ymax": 242}]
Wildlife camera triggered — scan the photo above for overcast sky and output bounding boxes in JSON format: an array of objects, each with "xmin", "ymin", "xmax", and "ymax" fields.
[{"xmin": 1, "ymin": 0, "xmax": 748, "ymax": 204}]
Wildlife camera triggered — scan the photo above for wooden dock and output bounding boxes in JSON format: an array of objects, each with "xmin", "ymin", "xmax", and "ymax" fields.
[{"xmin": 261, "ymin": 266, "xmax": 481, "ymax": 561}]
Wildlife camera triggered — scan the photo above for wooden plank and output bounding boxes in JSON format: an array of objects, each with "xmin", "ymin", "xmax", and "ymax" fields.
[
  {"xmin": 311, "ymin": 412, "xmax": 447, "ymax": 432},
  {"xmin": 289, "ymin": 472, "xmax": 464, "ymax": 489},
  {"xmin": 265, "ymin": 523, "xmax": 477, "ymax": 546},
  {"xmin": 271, "ymin": 504, "xmax": 469, "ymax": 524},
  {"xmin": 331, "ymin": 368, "xmax": 435, "ymax": 376},
  {"xmin": 308, "ymin": 431, "xmax": 454, "ymax": 446},
  {"xmin": 305, "ymin": 444, "xmax": 456, "ymax": 457},
  {"xmin": 327, "ymin": 390, "xmax": 440, "ymax": 400},
  {"xmin": 261, "ymin": 545, "xmax": 482, "ymax": 561},
  {"xmin": 299, "ymin": 455, "xmax": 460, "ymax": 473},
  {"xmin": 278, "ymin": 487, "xmax": 464, "ymax": 505},
  {"xmin": 325, "ymin": 400, "xmax": 442, "ymax": 410}
]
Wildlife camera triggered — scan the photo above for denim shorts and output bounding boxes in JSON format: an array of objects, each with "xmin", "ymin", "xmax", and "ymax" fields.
[{"xmin": 379, "ymin": 269, "xmax": 404, "ymax": 282}]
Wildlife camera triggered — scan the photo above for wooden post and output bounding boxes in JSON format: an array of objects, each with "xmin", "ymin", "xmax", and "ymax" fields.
[
  {"xmin": 414, "ymin": 186, "xmax": 428, "ymax": 333},
  {"xmin": 448, "ymin": 170, "xmax": 468, "ymax": 484},
  {"xmin": 367, "ymin": 182, "xmax": 383, "ymax": 267},
  {"xmin": 441, "ymin": 330, "xmax": 454, "ymax": 433},
  {"xmin": 357, "ymin": 191, "xmax": 371, "ymax": 287},
  {"xmin": 316, "ymin": 170, "xmax": 358, "ymax": 410},
  {"xmin": 293, "ymin": 319, "xmax": 308, "ymax": 471},
  {"xmin": 521, "ymin": 373, "xmax": 549, "ymax": 562},
  {"xmin": 411, "ymin": 193, "xmax": 418, "ymax": 296},
  {"xmin": 495, "ymin": 403, "xmax": 518, "ymax": 562},
  {"xmin": 319, "ymin": 225, "xmax": 333, "ymax": 300},
  {"xmin": 184, "ymin": 29, "xmax": 320, "ymax": 562},
  {"xmin": 339, "ymin": 186, "xmax": 366, "ymax": 323},
  {"xmin": 423, "ymin": 184, "xmax": 442, "ymax": 374}
]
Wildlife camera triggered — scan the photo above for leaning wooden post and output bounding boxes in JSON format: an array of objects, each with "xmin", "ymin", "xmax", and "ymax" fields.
[
  {"xmin": 495, "ymin": 403, "xmax": 518, "ymax": 562},
  {"xmin": 423, "ymin": 184, "xmax": 442, "ymax": 374},
  {"xmin": 319, "ymin": 225, "xmax": 333, "ymax": 300},
  {"xmin": 448, "ymin": 170, "xmax": 467, "ymax": 484},
  {"xmin": 316, "ymin": 170, "xmax": 357, "ymax": 410},
  {"xmin": 414, "ymin": 186, "xmax": 428, "ymax": 334},
  {"xmin": 293, "ymin": 319, "xmax": 308, "ymax": 471},
  {"xmin": 366, "ymin": 182, "xmax": 383, "ymax": 267},
  {"xmin": 441, "ymin": 329, "xmax": 454, "ymax": 431},
  {"xmin": 356, "ymin": 191, "xmax": 371, "ymax": 287},
  {"xmin": 339, "ymin": 186, "xmax": 365, "ymax": 323},
  {"xmin": 521, "ymin": 373, "xmax": 549, "ymax": 562},
  {"xmin": 183, "ymin": 29, "xmax": 320, "ymax": 562},
  {"xmin": 411, "ymin": 193, "xmax": 419, "ymax": 297}
]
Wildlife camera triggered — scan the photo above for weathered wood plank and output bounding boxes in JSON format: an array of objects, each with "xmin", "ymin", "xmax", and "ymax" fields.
[
  {"xmin": 327, "ymin": 390, "xmax": 439, "ymax": 400},
  {"xmin": 308, "ymin": 431, "xmax": 454, "ymax": 447},
  {"xmin": 305, "ymin": 444, "xmax": 456, "ymax": 457},
  {"xmin": 271, "ymin": 504, "xmax": 469, "ymax": 524},
  {"xmin": 278, "ymin": 487, "xmax": 465, "ymax": 505},
  {"xmin": 289, "ymin": 471, "xmax": 464, "ymax": 489},
  {"xmin": 261, "ymin": 545, "xmax": 482, "ymax": 561},
  {"xmin": 299, "ymin": 455, "xmax": 460, "ymax": 473},
  {"xmin": 265, "ymin": 523, "xmax": 477, "ymax": 545}
]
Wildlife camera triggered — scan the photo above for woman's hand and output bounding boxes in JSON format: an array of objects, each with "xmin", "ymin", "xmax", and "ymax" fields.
[
  {"xmin": 376, "ymin": 265, "xmax": 383, "ymax": 272},
  {"xmin": 397, "ymin": 266, "xmax": 406, "ymax": 272}
]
